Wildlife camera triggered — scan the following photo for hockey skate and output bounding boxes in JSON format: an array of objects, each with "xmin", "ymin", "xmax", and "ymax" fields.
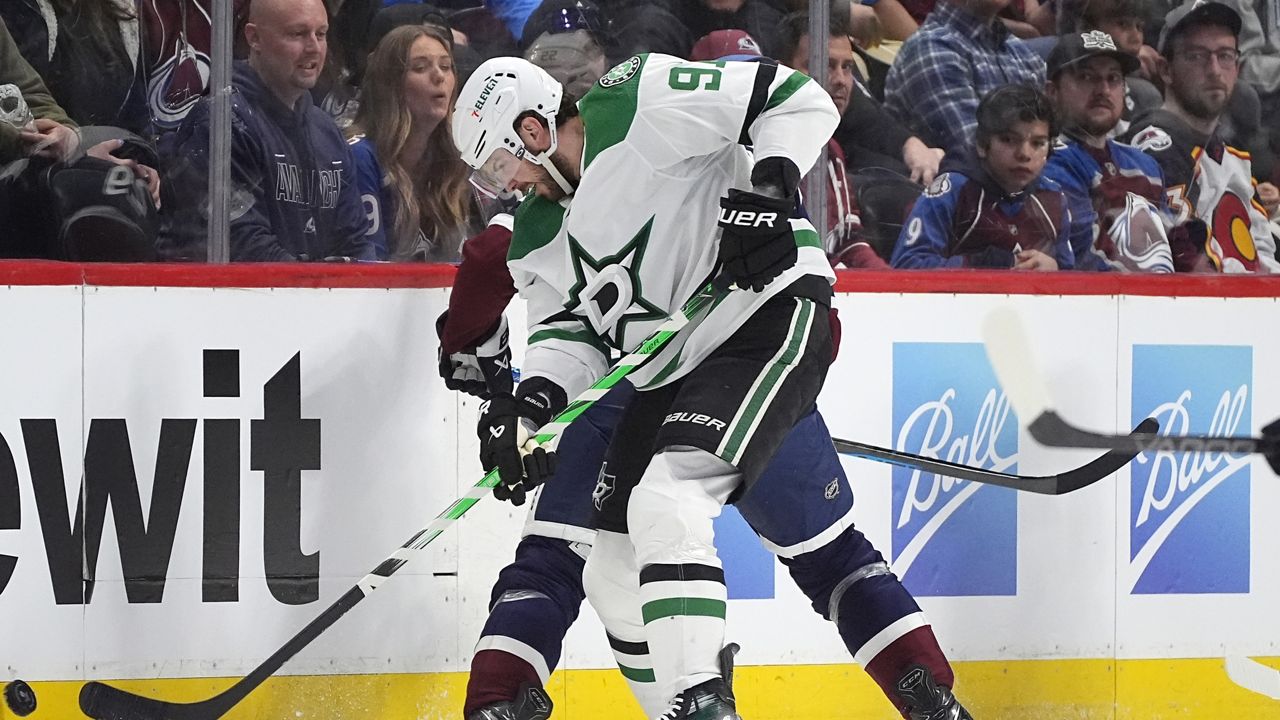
[
  {"xmin": 465, "ymin": 683, "xmax": 553, "ymax": 720},
  {"xmin": 895, "ymin": 664, "xmax": 974, "ymax": 720},
  {"xmin": 655, "ymin": 643, "xmax": 742, "ymax": 720}
]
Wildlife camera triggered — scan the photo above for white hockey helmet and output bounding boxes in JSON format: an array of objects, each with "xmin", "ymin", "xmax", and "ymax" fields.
[{"xmin": 453, "ymin": 56, "xmax": 565, "ymax": 198}]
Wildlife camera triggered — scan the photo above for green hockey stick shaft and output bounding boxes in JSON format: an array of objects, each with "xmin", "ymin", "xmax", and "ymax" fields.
[{"xmin": 80, "ymin": 276, "xmax": 730, "ymax": 720}]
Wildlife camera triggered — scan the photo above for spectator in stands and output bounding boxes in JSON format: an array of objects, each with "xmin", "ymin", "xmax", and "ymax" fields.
[
  {"xmin": 522, "ymin": 0, "xmax": 611, "ymax": 98},
  {"xmin": 688, "ymin": 24, "xmax": 884, "ymax": 268},
  {"xmin": 884, "ymin": 0, "xmax": 1047, "ymax": 155},
  {"xmin": 348, "ymin": 24, "xmax": 481, "ymax": 261},
  {"xmin": 896, "ymin": 0, "xmax": 1043, "ymax": 37},
  {"xmin": 0, "ymin": 0, "xmax": 149, "ymax": 136},
  {"xmin": 1137, "ymin": 0, "xmax": 1274, "ymax": 179},
  {"xmin": 323, "ymin": 3, "xmax": 469, "ymax": 129},
  {"xmin": 757, "ymin": 16, "xmax": 879, "ymax": 268},
  {"xmin": 0, "ymin": 16, "xmax": 161, "ymax": 261},
  {"xmin": 1042, "ymin": 30, "xmax": 1172, "ymax": 271},
  {"xmin": 141, "ymin": 0, "xmax": 251, "ymax": 132},
  {"xmin": 834, "ymin": 0, "xmax": 920, "ymax": 42},
  {"xmin": 1234, "ymin": 0, "xmax": 1280, "ymax": 182},
  {"xmin": 1122, "ymin": 0, "xmax": 1279, "ymax": 272},
  {"xmin": 675, "ymin": 0, "xmax": 787, "ymax": 58},
  {"xmin": 160, "ymin": 0, "xmax": 372, "ymax": 261},
  {"xmin": 892, "ymin": 84, "xmax": 1073, "ymax": 269},
  {"xmin": 1051, "ymin": 0, "xmax": 1162, "ymax": 138},
  {"xmin": 485, "ymin": 0, "xmax": 544, "ymax": 41},
  {"xmin": 597, "ymin": 1, "xmax": 693, "ymax": 61},
  {"xmin": 776, "ymin": 12, "xmax": 944, "ymax": 184}
]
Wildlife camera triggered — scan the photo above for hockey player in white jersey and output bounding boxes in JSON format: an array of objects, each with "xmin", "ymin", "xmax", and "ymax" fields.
[{"xmin": 455, "ymin": 54, "xmax": 875, "ymax": 720}]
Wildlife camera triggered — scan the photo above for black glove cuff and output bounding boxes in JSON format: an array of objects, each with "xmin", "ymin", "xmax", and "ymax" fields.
[
  {"xmin": 514, "ymin": 376, "xmax": 568, "ymax": 428},
  {"xmin": 750, "ymin": 156, "xmax": 801, "ymax": 198}
]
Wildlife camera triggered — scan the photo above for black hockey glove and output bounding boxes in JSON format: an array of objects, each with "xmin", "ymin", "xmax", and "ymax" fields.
[
  {"xmin": 716, "ymin": 188, "xmax": 797, "ymax": 292},
  {"xmin": 1262, "ymin": 417, "xmax": 1280, "ymax": 476},
  {"xmin": 477, "ymin": 378, "xmax": 566, "ymax": 506},
  {"xmin": 437, "ymin": 312, "xmax": 515, "ymax": 399}
]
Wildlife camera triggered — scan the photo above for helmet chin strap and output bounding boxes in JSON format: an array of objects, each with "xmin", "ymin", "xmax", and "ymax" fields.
[
  {"xmin": 538, "ymin": 154, "xmax": 577, "ymax": 195},
  {"xmin": 532, "ymin": 120, "xmax": 576, "ymax": 195}
]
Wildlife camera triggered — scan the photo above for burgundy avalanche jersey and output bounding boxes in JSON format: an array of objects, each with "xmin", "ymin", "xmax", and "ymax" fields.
[
  {"xmin": 891, "ymin": 164, "xmax": 1073, "ymax": 269},
  {"xmin": 141, "ymin": 0, "xmax": 249, "ymax": 130},
  {"xmin": 1042, "ymin": 136, "xmax": 1166, "ymax": 271},
  {"xmin": 1124, "ymin": 109, "xmax": 1279, "ymax": 273}
]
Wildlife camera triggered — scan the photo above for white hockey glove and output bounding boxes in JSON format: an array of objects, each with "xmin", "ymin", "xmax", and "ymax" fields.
[
  {"xmin": 437, "ymin": 313, "xmax": 515, "ymax": 399},
  {"xmin": 477, "ymin": 377, "xmax": 566, "ymax": 506}
]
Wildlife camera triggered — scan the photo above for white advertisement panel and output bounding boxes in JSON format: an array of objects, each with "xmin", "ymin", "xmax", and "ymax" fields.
[{"xmin": 0, "ymin": 283, "xmax": 1277, "ymax": 706}]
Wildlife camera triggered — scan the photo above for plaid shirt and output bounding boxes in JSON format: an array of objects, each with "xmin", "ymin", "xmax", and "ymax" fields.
[{"xmin": 884, "ymin": 2, "xmax": 1045, "ymax": 154}]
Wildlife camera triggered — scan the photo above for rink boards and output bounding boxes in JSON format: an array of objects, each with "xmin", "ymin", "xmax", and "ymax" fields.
[{"xmin": 0, "ymin": 264, "xmax": 1278, "ymax": 719}]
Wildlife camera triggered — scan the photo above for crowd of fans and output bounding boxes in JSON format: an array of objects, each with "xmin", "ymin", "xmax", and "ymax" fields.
[{"xmin": 0, "ymin": 0, "xmax": 1277, "ymax": 272}]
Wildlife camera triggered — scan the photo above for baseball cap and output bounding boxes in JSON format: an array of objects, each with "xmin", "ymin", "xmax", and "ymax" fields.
[
  {"xmin": 365, "ymin": 3, "xmax": 453, "ymax": 55},
  {"xmin": 689, "ymin": 29, "xmax": 762, "ymax": 62},
  {"xmin": 1157, "ymin": 0, "xmax": 1242, "ymax": 55},
  {"xmin": 1046, "ymin": 30, "xmax": 1141, "ymax": 78}
]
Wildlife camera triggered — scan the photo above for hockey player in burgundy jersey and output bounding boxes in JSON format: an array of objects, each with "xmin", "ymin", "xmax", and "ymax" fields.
[
  {"xmin": 892, "ymin": 84, "xmax": 1073, "ymax": 270},
  {"xmin": 1042, "ymin": 30, "xmax": 1171, "ymax": 272}
]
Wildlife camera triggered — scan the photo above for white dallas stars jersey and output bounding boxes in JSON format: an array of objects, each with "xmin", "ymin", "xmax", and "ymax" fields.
[{"xmin": 509, "ymin": 53, "xmax": 839, "ymax": 397}]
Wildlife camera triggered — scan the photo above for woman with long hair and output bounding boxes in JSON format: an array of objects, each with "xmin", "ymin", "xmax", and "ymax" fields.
[{"xmin": 348, "ymin": 23, "xmax": 478, "ymax": 261}]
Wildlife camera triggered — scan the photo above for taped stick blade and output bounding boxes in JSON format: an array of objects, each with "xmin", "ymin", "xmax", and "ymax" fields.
[{"xmin": 982, "ymin": 306, "xmax": 1053, "ymax": 425}]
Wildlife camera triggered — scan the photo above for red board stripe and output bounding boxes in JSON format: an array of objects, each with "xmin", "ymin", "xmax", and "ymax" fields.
[{"xmin": 0, "ymin": 261, "xmax": 1277, "ymax": 297}]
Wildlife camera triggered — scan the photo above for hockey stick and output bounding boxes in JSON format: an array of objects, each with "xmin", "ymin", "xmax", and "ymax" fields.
[
  {"xmin": 831, "ymin": 418, "xmax": 1157, "ymax": 495},
  {"xmin": 78, "ymin": 276, "xmax": 733, "ymax": 720},
  {"xmin": 981, "ymin": 307, "xmax": 1276, "ymax": 457}
]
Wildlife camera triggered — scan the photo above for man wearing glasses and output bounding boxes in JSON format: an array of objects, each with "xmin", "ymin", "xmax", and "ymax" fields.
[{"xmin": 1123, "ymin": 0, "xmax": 1280, "ymax": 272}]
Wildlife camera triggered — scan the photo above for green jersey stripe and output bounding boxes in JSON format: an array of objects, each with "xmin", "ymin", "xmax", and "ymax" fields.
[
  {"xmin": 528, "ymin": 327, "xmax": 611, "ymax": 356},
  {"xmin": 794, "ymin": 227, "xmax": 821, "ymax": 249},
  {"xmin": 618, "ymin": 664, "xmax": 656, "ymax": 683},
  {"xmin": 763, "ymin": 70, "xmax": 810, "ymax": 113},
  {"xmin": 641, "ymin": 597, "xmax": 728, "ymax": 624},
  {"xmin": 719, "ymin": 299, "xmax": 814, "ymax": 461}
]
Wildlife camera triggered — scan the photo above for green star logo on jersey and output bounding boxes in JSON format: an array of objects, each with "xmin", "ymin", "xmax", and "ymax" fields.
[
  {"xmin": 565, "ymin": 216, "xmax": 667, "ymax": 346},
  {"xmin": 599, "ymin": 55, "xmax": 641, "ymax": 88}
]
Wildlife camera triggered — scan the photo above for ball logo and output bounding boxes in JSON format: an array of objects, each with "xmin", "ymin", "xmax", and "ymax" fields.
[
  {"xmin": 1129, "ymin": 345, "xmax": 1251, "ymax": 594},
  {"xmin": 892, "ymin": 343, "xmax": 1018, "ymax": 597}
]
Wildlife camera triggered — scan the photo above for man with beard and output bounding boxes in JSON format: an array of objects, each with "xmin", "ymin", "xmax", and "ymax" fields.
[
  {"xmin": 1042, "ymin": 30, "xmax": 1170, "ymax": 271},
  {"xmin": 1121, "ymin": 0, "xmax": 1279, "ymax": 273},
  {"xmin": 451, "ymin": 54, "xmax": 974, "ymax": 720}
]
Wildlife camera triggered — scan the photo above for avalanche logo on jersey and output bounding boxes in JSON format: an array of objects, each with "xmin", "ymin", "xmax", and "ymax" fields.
[
  {"xmin": 891, "ymin": 343, "xmax": 1018, "ymax": 597},
  {"xmin": 1129, "ymin": 344, "xmax": 1251, "ymax": 594}
]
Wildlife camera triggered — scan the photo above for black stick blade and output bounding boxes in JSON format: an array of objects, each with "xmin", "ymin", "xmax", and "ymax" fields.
[
  {"xmin": 1049, "ymin": 417, "xmax": 1160, "ymax": 493},
  {"xmin": 1029, "ymin": 411, "xmax": 1261, "ymax": 455},
  {"xmin": 80, "ymin": 681, "xmax": 222, "ymax": 720},
  {"xmin": 832, "ymin": 418, "xmax": 1158, "ymax": 495}
]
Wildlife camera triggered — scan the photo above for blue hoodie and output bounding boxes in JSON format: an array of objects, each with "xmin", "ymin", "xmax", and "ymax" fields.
[{"xmin": 162, "ymin": 61, "xmax": 373, "ymax": 261}]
